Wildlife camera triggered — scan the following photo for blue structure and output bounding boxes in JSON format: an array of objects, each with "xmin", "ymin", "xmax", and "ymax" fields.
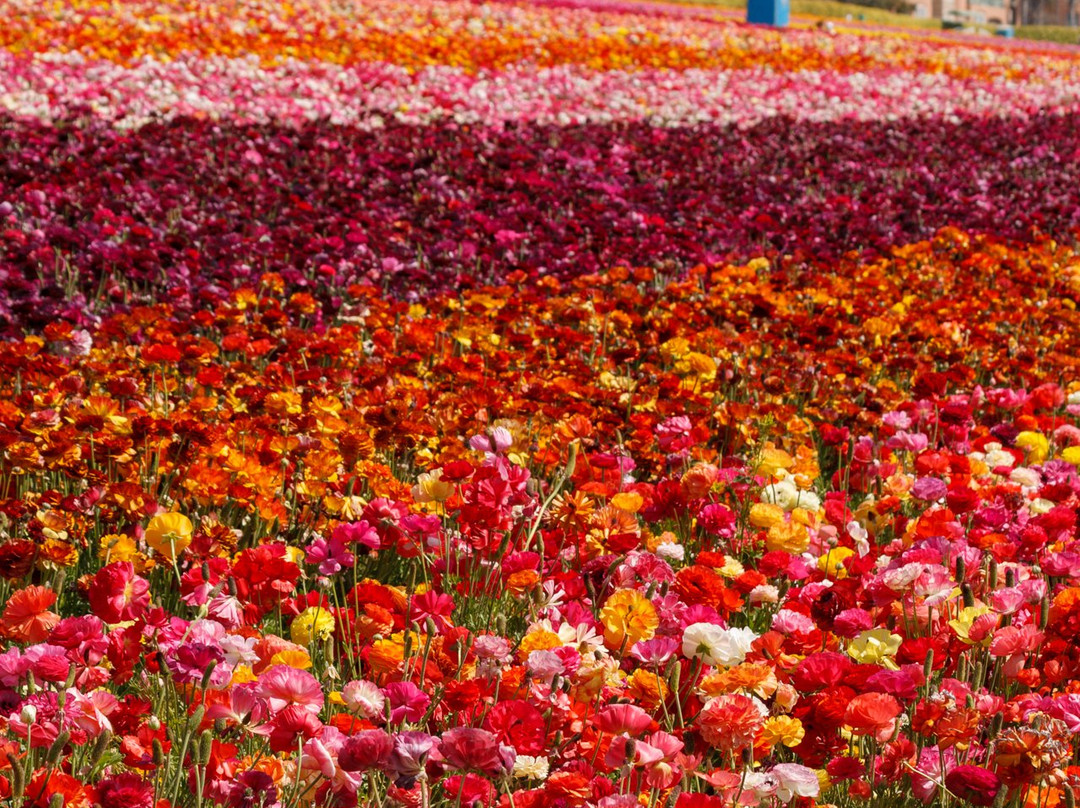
[
  {"xmin": 747, "ymin": 0, "xmax": 790, "ymax": 26},
  {"xmin": 995, "ymin": 24, "xmax": 1015, "ymax": 36}
]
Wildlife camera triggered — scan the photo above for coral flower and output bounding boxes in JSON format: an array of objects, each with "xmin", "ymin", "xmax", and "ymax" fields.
[
  {"xmin": 25, "ymin": 771, "xmax": 95, "ymax": 808},
  {"xmin": 596, "ymin": 704, "xmax": 653, "ymax": 735},
  {"xmin": 844, "ymin": 693, "xmax": 903, "ymax": 742},
  {"xmin": 599, "ymin": 589, "xmax": 658, "ymax": 651},
  {"xmin": 1, "ymin": 585, "xmax": 60, "ymax": 643},
  {"xmin": 697, "ymin": 694, "xmax": 766, "ymax": 755}
]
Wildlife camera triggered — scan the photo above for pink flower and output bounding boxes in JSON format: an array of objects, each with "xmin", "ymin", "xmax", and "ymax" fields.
[
  {"xmin": 387, "ymin": 731, "xmax": 437, "ymax": 787},
  {"xmin": 301, "ymin": 727, "xmax": 364, "ymax": 794},
  {"xmin": 332, "ymin": 520, "xmax": 379, "ymax": 552},
  {"xmin": 606, "ymin": 730, "xmax": 685, "ymax": 789},
  {"xmin": 989, "ymin": 586, "xmax": 1025, "ymax": 615},
  {"xmin": 438, "ymin": 727, "xmax": 515, "ymax": 777},
  {"xmin": 383, "ymin": 681, "xmax": 430, "ymax": 724},
  {"xmin": 254, "ymin": 665, "xmax": 324, "ymax": 715},
  {"xmin": 306, "ymin": 534, "xmax": 355, "ymax": 575},
  {"xmin": 206, "ymin": 683, "xmax": 263, "ymax": 727},
  {"xmin": 66, "ymin": 688, "xmax": 118, "ymax": 736},
  {"xmin": 596, "ymin": 704, "xmax": 653, "ymax": 735}
]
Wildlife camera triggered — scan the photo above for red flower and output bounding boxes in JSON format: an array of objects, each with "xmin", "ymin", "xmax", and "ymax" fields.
[
  {"xmin": 262, "ymin": 704, "xmax": 323, "ymax": 753},
  {"xmin": 339, "ymin": 729, "xmax": 394, "ymax": 772},
  {"xmin": 97, "ymin": 773, "xmax": 154, "ymax": 808},
  {"xmin": 88, "ymin": 563, "xmax": 150, "ymax": 624},
  {"xmin": 944, "ymin": 765, "xmax": 1001, "ymax": 807}
]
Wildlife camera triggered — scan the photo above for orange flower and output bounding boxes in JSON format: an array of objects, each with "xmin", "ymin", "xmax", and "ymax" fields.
[
  {"xmin": 626, "ymin": 668, "xmax": 670, "ymax": 711},
  {"xmin": 26, "ymin": 770, "xmax": 95, "ymax": 808},
  {"xmin": 1, "ymin": 586, "xmax": 60, "ymax": 643}
]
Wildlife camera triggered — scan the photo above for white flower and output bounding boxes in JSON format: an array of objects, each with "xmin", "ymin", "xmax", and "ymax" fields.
[
  {"xmin": 983, "ymin": 447, "xmax": 1016, "ymax": 470},
  {"xmin": 341, "ymin": 680, "xmax": 385, "ymax": 719},
  {"xmin": 1009, "ymin": 467, "xmax": 1040, "ymax": 489},
  {"xmin": 762, "ymin": 479, "xmax": 821, "ymax": 512},
  {"xmin": 512, "ymin": 755, "xmax": 550, "ymax": 780},
  {"xmin": 1029, "ymin": 498, "xmax": 1055, "ymax": 515},
  {"xmin": 771, "ymin": 764, "xmax": 821, "ymax": 802},
  {"xmin": 682, "ymin": 623, "xmax": 758, "ymax": 667},
  {"xmin": 749, "ymin": 584, "xmax": 779, "ymax": 604},
  {"xmin": 555, "ymin": 621, "xmax": 604, "ymax": 654},
  {"xmin": 656, "ymin": 542, "xmax": 685, "ymax": 562},
  {"xmin": 847, "ymin": 520, "xmax": 870, "ymax": 557}
]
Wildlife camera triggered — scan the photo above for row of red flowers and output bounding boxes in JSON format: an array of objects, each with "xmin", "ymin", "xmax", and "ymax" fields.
[{"xmin": 3, "ymin": 112, "xmax": 1080, "ymax": 333}]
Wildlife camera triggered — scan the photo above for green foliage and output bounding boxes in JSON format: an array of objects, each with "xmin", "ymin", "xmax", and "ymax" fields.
[{"xmin": 1016, "ymin": 24, "xmax": 1080, "ymax": 41}]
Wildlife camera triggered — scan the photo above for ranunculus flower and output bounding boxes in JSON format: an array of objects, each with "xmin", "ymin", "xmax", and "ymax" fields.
[
  {"xmin": 682, "ymin": 623, "xmax": 757, "ymax": 668},
  {"xmin": 844, "ymin": 692, "xmax": 903, "ymax": 742},
  {"xmin": 438, "ymin": 727, "xmax": 515, "ymax": 777},
  {"xmin": 143, "ymin": 512, "xmax": 194, "ymax": 560},
  {"xmin": 944, "ymin": 765, "xmax": 1001, "ymax": 806},
  {"xmin": 339, "ymin": 729, "xmax": 394, "ymax": 772},
  {"xmin": 88, "ymin": 563, "xmax": 150, "ymax": 624}
]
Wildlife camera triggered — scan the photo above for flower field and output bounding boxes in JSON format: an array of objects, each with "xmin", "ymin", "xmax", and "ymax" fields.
[{"xmin": 3, "ymin": 0, "xmax": 1080, "ymax": 807}]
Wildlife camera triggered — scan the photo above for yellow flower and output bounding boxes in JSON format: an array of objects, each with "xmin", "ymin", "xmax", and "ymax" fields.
[
  {"xmin": 412, "ymin": 469, "xmax": 455, "ymax": 504},
  {"xmin": 848, "ymin": 629, "xmax": 902, "ymax": 669},
  {"xmin": 749, "ymin": 503, "xmax": 785, "ymax": 529},
  {"xmin": 99, "ymin": 533, "xmax": 140, "ymax": 564},
  {"xmin": 717, "ymin": 556, "xmax": 745, "ymax": 578},
  {"xmin": 517, "ymin": 629, "xmax": 562, "ymax": 661},
  {"xmin": 1015, "ymin": 431, "xmax": 1049, "ymax": 464},
  {"xmin": 291, "ymin": 607, "xmax": 336, "ymax": 646},
  {"xmin": 231, "ymin": 665, "xmax": 257, "ymax": 685},
  {"xmin": 1062, "ymin": 446, "xmax": 1080, "ymax": 467},
  {"xmin": 144, "ymin": 512, "xmax": 194, "ymax": 561},
  {"xmin": 818, "ymin": 546, "xmax": 855, "ymax": 578},
  {"xmin": 270, "ymin": 649, "xmax": 312, "ymax": 670},
  {"xmin": 760, "ymin": 715, "xmax": 806, "ymax": 748},
  {"xmin": 600, "ymin": 589, "xmax": 658, "ymax": 651},
  {"xmin": 755, "ymin": 445, "xmax": 794, "ymax": 478},
  {"xmin": 610, "ymin": 492, "xmax": 643, "ymax": 513},
  {"xmin": 766, "ymin": 521, "xmax": 810, "ymax": 554},
  {"xmin": 949, "ymin": 605, "xmax": 993, "ymax": 645}
]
